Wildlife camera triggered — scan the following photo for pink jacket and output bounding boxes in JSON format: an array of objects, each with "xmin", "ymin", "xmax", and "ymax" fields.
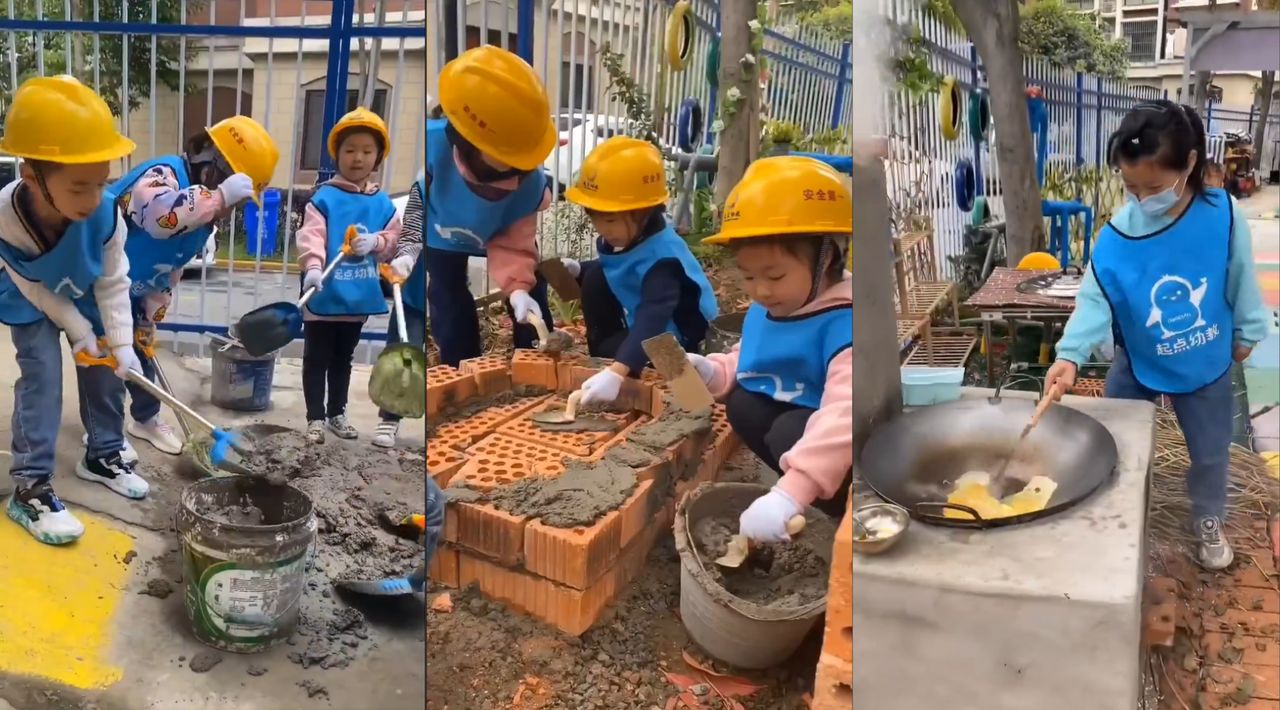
[
  {"xmin": 704, "ymin": 276, "xmax": 853, "ymax": 508},
  {"xmin": 296, "ymin": 177, "xmax": 402, "ymax": 322}
]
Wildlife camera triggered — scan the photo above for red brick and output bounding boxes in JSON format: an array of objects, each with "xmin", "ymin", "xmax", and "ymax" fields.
[
  {"xmin": 449, "ymin": 502, "xmax": 528, "ymax": 567},
  {"xmin": 428, "ymin": 545, "xmax": 460, "ymax": 588},
  {"xmin": 554, "ymin": 352, "xmax": 589, "ymax": 391},
  {"xmin": 1202, "ymin": 663, "xmax": 1280, "ymax": 699},
  {"xmin": 427, "ymin": 447, "xmax": 467, "ymax": 487},
  {"xmin": 459, "ymin": 354, "xmax": 513, "ymax": 396},
  {"xmin": 1202, "ymin": 607, "xmax": 1280, "ymax": 638},
  {"xmin": 810, "ymin": 651, "xmax": 852, "ymax": 710},
  {"xmin": 1145, "ymin": 577, "xmax": 1178, "ymax": 648},
  {"xmin": 710, "ymin": 403, "xmax": 740, "ymax": 464},
  {"xmin": 523, "ymin": 480, "xmax": 655, "ymax": 590},
  {"xmin": 458, "ymin": 514, "xmax": 662, "ymax": 636},
  {"xmin": 432, "ymin": 394, "xmax": 555, "ymax": 450},
  {"xmin": 821, "ymin": 508, "xmax": 853, "ymax": 664},
  {"xmin": 1202, "ymin": 632, "xmax": 1280, "ymax": 667},
  {"xmin": 451, "ymin": 454, "xmax": 532, "ymax": 490},
  {"xmin": 1230, "ymin": 562, "xmax": 1280, "ymax": 590},
  {"xmin": 1204, "ymin": 588, "xmax": 1280, "ymax": 614},
  {"xmin": 501, "ymin": 399, "xmax": 635, "ymax": 457},
  {"xmin": 466, "ymin": 433, "xmax": 567, "ymax": 472},
  {"xmin": 511, "ymin": 349, "xmax": 558, "ymax": 389},
  {"xmin": 426, "ymin": 365, "xmax": 479, "ymax": 415},
  {"xmin": 1194, "ymin": 693, "xmax": 1280, "ymax": 710}
]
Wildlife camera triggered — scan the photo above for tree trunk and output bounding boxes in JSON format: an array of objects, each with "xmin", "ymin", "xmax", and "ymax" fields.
[
  {"xmin": 1253, "ymin": 71, "xmax": 1275, "ymax": 171},
  {"xmin": 851, "ymin": 158, "xmax": 904, "ymax": 451},
  {"xmin": 713, "ymin": 0, "xmax": 760, "ymax": 206},
  {"xmin": 950, "ymin": 0, "xmax": 1044, "ymax": 264},
  {"xmin": 1192, "ymin": 70, "xmax": 1213, "ymax": 113}
]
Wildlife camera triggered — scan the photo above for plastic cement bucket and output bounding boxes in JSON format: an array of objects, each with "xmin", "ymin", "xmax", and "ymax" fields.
[
  {"xmin": 177, "ymin": 477, "xmax": 317, "ymax": 653},
  {"xmin": 673, "ymin": 482, "xmax": 829, "ymax": 669},
  {"xmin": 210, "ymin": 337, "xmax": 276, "ymax": 412},
  {"xmin": 705, "ymin": 310, "xmax": 747, "ymax": 355}
]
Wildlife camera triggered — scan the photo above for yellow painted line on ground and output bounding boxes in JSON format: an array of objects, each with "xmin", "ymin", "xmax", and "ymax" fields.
[{"xmin": 0, "ymin": 512, "xmax": 133, "ymax": 689}]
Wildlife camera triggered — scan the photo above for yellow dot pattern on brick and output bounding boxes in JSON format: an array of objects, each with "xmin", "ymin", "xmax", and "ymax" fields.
[{"xmin": 0, "ymin": 512, "xmax": 133, "ymax": 689}]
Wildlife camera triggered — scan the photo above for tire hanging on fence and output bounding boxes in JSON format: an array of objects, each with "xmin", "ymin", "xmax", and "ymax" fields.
[
  {"xmin": 955, "ymin": 159, "xmax": 977, "ymax": 213},
  {"xmin": 971, "ymin": 196, "xmax": 990, "ymax": 226},
  {"xmin": 968, "ymin": 88, "xmax": 991, "ymax": 146},
  {"xmin": 677, "ymin": 98, "xmax": 704, "ymax": 153},
  {"xmin": 666, "ymin": 1, "xmax": 694, "ymax": 72},
  {"xmin": 940, "ymin": 75, "xmax": 962, "ymax": 142},
  {"xmin": 705, "ymin": 35, "xmax": 721, "ymax": 90}
]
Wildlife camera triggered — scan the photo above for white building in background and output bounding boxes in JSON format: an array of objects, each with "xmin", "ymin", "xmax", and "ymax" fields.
[{"xmin": 1063, "ymin": 0, "xmax": 1270, "ymax": 108}]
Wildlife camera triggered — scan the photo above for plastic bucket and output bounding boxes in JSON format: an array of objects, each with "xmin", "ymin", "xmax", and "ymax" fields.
[
  {"xmin": 673, "ymin": 483, "xmax": 830, "ymax": 669},
  {"xmin": 244, "ymin": 189, "xmax": 281, "ymax": 257},
  {"xmin": 211, "ymin": 337, "xmax": 276, "ymax": 412},
  {"xmin": 705, "ymin": 310, "xmax": 747, "ymax": 355},
  {"xmin": 901, "ymin": 366, "xmax": 964, "ymax": 406},
  {"xmin": 176, "ymin": 476, "xmax": 316, "ymax": 653}
]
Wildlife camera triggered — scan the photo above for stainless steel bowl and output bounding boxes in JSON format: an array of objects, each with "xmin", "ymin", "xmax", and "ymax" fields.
[{"xmin": 851, "ymin": 503, "xmax": 910, "ymax": 555}]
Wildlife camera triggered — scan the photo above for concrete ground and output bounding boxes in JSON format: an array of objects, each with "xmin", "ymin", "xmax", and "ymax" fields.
[{"xmin": 0, "ymin": 326, "xmax": 425, "ymax": 710}]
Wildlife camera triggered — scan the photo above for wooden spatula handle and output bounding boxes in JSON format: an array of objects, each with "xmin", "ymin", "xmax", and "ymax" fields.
[{"xmin": 785, "ymin": 515, "xmax": 806, "ymax": 536}]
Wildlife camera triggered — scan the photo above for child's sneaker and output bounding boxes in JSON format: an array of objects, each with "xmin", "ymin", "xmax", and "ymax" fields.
[
  {"xmin": 1195, "ymin": 516, "xmax": 1234, "ymax": 570},
  {"xmin": 372, "ymin": 420, "xmax": 398, "ymax": 449},
  {"xmin": 327, "ymin": 414, "xmax": 358, "ymax": 440},
  {"xmin": 75, "ymin": 453, "xmax": 150, "ymax": 500},
  {"xmin": 307, "ymin": 420, "xmax": 326, "ymax": 444},
  {"xmin": 7, "ymin": 483, "xmax": 85, "ymax": 545},
  {"xmin": 80, "ymin": 433, "xmax": 139, "ymax": 463},
  {"xmin": 128, "ymin": 416, "xmax": 184, "ymax": 455}
]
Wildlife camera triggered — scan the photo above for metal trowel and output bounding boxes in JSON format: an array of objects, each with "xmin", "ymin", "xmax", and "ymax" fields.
[
  {"xmin": 530, "ymin": 391, "xmax": 583, "ymax": 425},
  {"xmin": 714, "ymin": 515, "xmax": 807, "ymax": 568},
  {"xmin": 641, "ymin": 333, "xmax": 714, "ymax": 412},
  {"xmin": 525, "ymin": 311, "xmax": 574, "ymax": 353},
  {"xmin": 335, "ymin": 564, "xmax": 426, "ymax": 598}
]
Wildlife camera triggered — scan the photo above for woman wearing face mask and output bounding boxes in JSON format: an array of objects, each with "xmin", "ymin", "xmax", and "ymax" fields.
[
  {"xmin": 1043, "ymin": 101, "xmax": 1270, "ymax": 571},
  {"xmin": 425, "ymin": 46, "xmax": 557, "ymax": 367}
]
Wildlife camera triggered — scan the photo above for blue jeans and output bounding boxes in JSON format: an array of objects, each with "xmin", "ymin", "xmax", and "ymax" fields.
[
  {"xmin": 9, "ymin": 319, "xmax": 127, "ymax": 486},
  {"xmin": 1104, "ymin": 348, "xmax": 1233, "ymax": 520},
  {"xmin": 425, "ymin": 248, "xmax": 553, "ymax": 367},
  {"xmin": 424, "ymin": 475, "xmax": 445, "ymax": 572},
  {"xmin": 379, "ymin": 303, "xmax": 427, "ymax": 422},
  {"xmin": 124, "ymin": 297, "xmax": 162, "ymax": 424}
]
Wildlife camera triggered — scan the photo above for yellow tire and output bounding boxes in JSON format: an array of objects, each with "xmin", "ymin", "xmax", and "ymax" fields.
[
  {"xmin": 666, "ymin": 1, "xmax": 694, "ymax": 72},
  {"xmin": 940, "ymin": 76, "xmax": 961, "ymax": 142}
]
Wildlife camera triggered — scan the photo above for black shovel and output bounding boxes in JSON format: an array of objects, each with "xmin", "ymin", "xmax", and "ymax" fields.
[{"xmin": 233, "ymin": 226, "xmax": 356, "ymax": 356}]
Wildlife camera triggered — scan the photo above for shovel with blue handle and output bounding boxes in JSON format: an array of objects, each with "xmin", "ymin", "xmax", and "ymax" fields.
[
  {"xmin": 232, "ymin": 225, "xmax": 358, "ymax": 357},
  {"xmin": 74, "ymin": 347, "xmax": 260, "ymax": 477},
  {"xmin": 335, "ymin": 564, "xmax": 427, "ymax": 599}
]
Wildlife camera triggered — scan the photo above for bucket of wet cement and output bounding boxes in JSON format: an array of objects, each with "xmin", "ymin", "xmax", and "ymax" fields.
[
  {"xmin": 210, "ymin": 336, "xmax": 277, "ymax": 412},
  {"xmin": 177, "ymin": 476, "xmax": 317, "ymax": 653},
  {"xmin": 704, "ymin": 310, "xmax": 746, "ymax": 354},
  {"xmin": 673, "ymin": 482, "xmax": 834, "ymax": 669}
]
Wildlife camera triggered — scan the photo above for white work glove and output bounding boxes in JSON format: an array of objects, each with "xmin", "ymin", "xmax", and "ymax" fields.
[
  {"xmin": 303, "ymin": 269, "xmax": 325, "ymax": 293},
  {"xmin": 351, "ymin": 226, "xmax": 378, "ymax": 257},
  {"xmin": 70, "ymin": 335, "xmax": 102, "ymax": 358},
  {"xmin": 686, "ymin": 353, "xmax": 715, "ymax": 385},
  {"xmin": 739, "ymin": 488, "xmax": 804, "ymax": 543},
  {"xmin": 218, "ymin": 173, "xmax": 256, "ymax": 206},
  {"xmin": 561, "ymin": 258, "xmax": 581, "ymax": 278},
  {"xmin": 109, "ymin": 345, "xmax": 142, "ymax": 381},
  {"xmin": 391, "ymin": 254, "xmax": 416, "ymax": 280},
  {"xmin": 509, "ymin": 289, "xmax": 539, "ymax": 324},
  {"xmin": 578, "ymin": 369, "xmax": 624, "ymax": 406}
]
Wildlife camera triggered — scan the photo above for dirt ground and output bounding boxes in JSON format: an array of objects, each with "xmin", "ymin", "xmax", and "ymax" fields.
[{"xmin": 426, "ymin": 450, "xmax": 823, "ymax": 710}]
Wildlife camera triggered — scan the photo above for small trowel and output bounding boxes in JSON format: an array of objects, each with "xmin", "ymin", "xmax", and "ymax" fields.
[
  {"xmin": 525, "ymin": 312, "xmax": 574, "ymax": 354},
  {"xmin": 641, "ymin": 333, "xmax": 714, "ymax": 412},
  {"xmin": 715, "ymin": 515, "xmax": 807, "ymax": 568},
  {"xmin": 335, "ymin": 564, "xmax": 426, "ymax": 599},
  {"xmin": 530, "ymin": 391, "xmax": 583, "ymax": 425},
  {"xmin": 539, "ymin": 258, "xmax": 581, "ymax": 302}
]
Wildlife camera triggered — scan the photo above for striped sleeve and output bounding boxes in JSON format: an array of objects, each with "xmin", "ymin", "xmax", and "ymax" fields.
[{"xmin": 396, "ymin": 180, "xmax": 423, "ymax": 261}]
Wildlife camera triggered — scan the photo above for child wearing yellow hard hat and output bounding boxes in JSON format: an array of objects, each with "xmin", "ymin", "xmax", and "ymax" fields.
[
  {"xmin": 425, "ymin": 46, "xmax": 558, "ymax": 367},
  {"xmin": 295, "ymin": 107, "xmax": 401, "ymax": 444},
  {"xmin": 104, "ymin": 114, "xmax": 279, "ymax": 458},
  {"xmin": 686, "ymin": 157, "xmax": 853, "ymax": 542},
  {"xmin": 561, "ymin": 136, "xmax": 718, "ymax": 405},
  {"xmin": 0, "ymin": 76, "xmax": 151, "ymax": 545}
]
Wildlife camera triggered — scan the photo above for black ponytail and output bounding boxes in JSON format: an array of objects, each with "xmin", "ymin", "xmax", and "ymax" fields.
[{"xmin": 1106, "ymin": 100, "xmax": 1213, "ymax": 202}]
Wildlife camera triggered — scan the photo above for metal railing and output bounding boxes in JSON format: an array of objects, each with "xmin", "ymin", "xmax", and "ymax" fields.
[{"xmin": 0, "ymin": 0, "xmax": 426, "ymax": 362}]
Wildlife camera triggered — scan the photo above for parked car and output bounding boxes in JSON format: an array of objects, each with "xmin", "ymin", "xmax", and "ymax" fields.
[
  {"xmin": 544, "ymin": 112, "xmax": 663, "ymax": 196},
  {"xmin": 182, "ymin": 226, "xmax": 219, "ymax": 273}
]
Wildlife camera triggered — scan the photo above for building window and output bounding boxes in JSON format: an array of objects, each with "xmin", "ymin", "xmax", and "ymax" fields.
[
  {"xmin": 1061, "ymin": 0, "xmax": 1094, "ymax": 9},
  {"xmin": 1122, "ymin": 20, "xmax": 1159, "ymax": 63},
  {"xmin": 299, "ymin": 88, "xmax": 388, "ymax": 172}
]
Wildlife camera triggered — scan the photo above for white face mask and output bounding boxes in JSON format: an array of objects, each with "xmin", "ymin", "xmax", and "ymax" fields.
[{"xmin": 1125, "ymin": 173, "xmax": 1189, "ymax": 217}]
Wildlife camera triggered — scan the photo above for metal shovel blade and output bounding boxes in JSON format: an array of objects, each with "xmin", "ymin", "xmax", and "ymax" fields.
[
  {"xmin": 529, "ymin": 391, "xmax": 582, "ymax": 425},
  {"xmin": 369, "ymin": 344, "xmax": 426, "ymax": 418},
  {"xmin": 233, "ymin": 301, "xmax": 303, "ymax": 356},
  {"xmin": 335, "ymin": 565, "xmax": 426, "ymax": 598}
]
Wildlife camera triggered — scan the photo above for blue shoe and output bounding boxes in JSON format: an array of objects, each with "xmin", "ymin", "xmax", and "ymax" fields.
[{"xmin": 6, "ymin": 484, "xmax": 85, "ymax": 545}]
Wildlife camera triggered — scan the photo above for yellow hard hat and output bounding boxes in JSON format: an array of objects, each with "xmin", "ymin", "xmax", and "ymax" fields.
[
  {"xmin": 207, "ymin": 115, "xmax": 279, "ymax": 200},
  {"xmin": 565, "ymin": 137, "xmax": 668, "ymax": 212},
  {"xmin": 703, "ymin": 156, "xmax": 852, "ymax": 245},
  {"xmin": 0, "ymin": 75, "xmax": 136, "ymax": 163},
  {"xmin": 438, "ymin": 46, "xmax": 557, "ymax": 171},
  {"xmin": 327, "ymin": 107, "xmax": 390, "ymax": 160},
  {"xmin": 1016, "ymin": 252, "xmax": 1062, "ymax": 270}
]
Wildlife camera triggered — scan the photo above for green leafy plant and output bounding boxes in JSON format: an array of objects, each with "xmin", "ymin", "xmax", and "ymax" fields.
[
  {"xmin": 763, "ymin": 120, "xmax": 806, "ymax": 147},
  {"xmin": 1018, "ymin": 0, "xmax": 1129, "ymax": 79},
  {"xmin": 600, "ymin": 43, "xmax": 659, "ymax": 149},
  {"xmin": 892, "ymin": 26, "xmax": 943, "ymax": 100}
]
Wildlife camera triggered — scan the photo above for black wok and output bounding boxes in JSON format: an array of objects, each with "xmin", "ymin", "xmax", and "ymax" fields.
[{"xmin": 859, "ymin": 396, "xmax": 1118, "ymax": 528}]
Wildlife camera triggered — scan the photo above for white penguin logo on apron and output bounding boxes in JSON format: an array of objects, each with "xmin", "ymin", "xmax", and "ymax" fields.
[
  {"xmin": 738, "ymin": 372, "xmax": 805, "ymax": 402},
  {"xmin": 1145, "ymin": 275, "xmax": 1207, "ymax": 339},
  {"xmin": 434, "ymin": 224, "xmax": 485, "ymax": 251}
]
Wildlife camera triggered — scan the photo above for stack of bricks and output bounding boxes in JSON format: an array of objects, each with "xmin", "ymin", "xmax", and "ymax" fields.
[
  {"xmin": 811, "ymin": 495, "xmax": 853, "ymax": 710},
  {"xmin": 427, "ymin": 349, "xmax": 740, "ymax": 636}
]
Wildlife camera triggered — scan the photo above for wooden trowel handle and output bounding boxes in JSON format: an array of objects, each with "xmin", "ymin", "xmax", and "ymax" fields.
[
  {"xmin": 785, "ymin": 515, "xmax": 806, "ymax": 536},
  {"xmin": 1028, "ymin": 394, "xmax": 1056, "ymax": 431}
]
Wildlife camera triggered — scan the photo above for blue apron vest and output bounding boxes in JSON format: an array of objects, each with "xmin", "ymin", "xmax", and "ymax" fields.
[
  {"xmin": 0, "ymin": 194, "xmax": 117, "ymax": 336},
  {"xmin": 304, "ymin": 185, "xmax": 394, "ymax": 318},
  {"xmin": 597, "ymin": 223, "xmax": 719, "ymax": 337},
  {"xmin": 108, "ymin": 156, "xmax": 213, "ymax": 297},
  {"xmin": 402, "ymin": 175, "xmax": 428, "ymax": 313},
  {"xmin": 735, "ymin": 303, "xmax": 853, "ymax": 409},
  {"xmin": 1092, "ymin": 190, "xmax": 1234, "ymax": 394},
  {"xmin": 424, "ymin": 118, "xmax": 547, "ymax": 256}
]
